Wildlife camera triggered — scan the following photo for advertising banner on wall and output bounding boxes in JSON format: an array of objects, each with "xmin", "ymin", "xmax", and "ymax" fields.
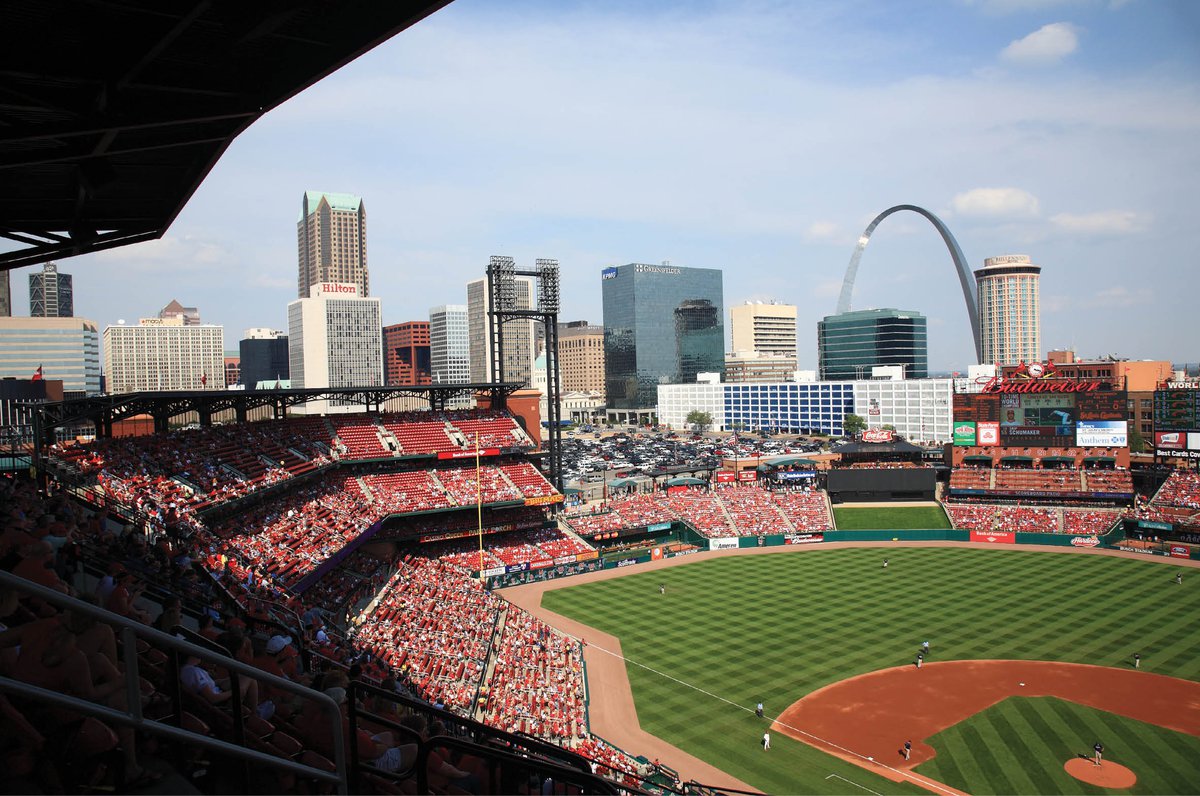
[
  {"xmin": 1076, "ymin": 420, "xmax": 1128, "ymax": 447},
  {"xmin": 953, "ymin": 421, "xmax": 977, "ymax": 446},
  {"xmin": 1170, "ymin": 545, "xmax": 1191, "ymax": 559},
  {"xmin": 1155, "ymin": 431, "xmax": 1186, "ymax": 450},
  {"xmin": 714, "ymin": 471, "xmax": 736, "ymax": 483},
  {"xmin": 438, "ymin": 448, "xmax": 501, "ymax": 460},
  {"xmin": 709, "ymin": 538, "xmax": 739, "ymax": 550},
  {"xmin": 976, "ymin": 422, "xmax": 1000, "ymax": 446},
  {"xmin": 970, "ymin": 529, "xmax": 1015, "ymax": 544},
  {"xmin": 738, "ymin": 470, "xmax": 758, "ymax": 482}
]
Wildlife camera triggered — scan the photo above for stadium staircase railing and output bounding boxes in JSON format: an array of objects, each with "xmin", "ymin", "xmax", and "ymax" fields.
[{"xmin": 0, "ymin": 569, "xmax": 349, "ymax": 794}]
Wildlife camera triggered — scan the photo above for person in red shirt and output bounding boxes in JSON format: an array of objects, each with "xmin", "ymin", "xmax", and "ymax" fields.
[
  {"xmin": 103, "ymin": 573, "xmax": 150, "ymax": 624},
  {"xmin": 12, "ymin": 542, "xmax": 69, "ymax": 594}
]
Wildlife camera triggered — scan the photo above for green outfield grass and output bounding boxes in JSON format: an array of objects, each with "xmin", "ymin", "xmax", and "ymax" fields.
[
  {"xmin": 540, "ymin": 547, "xmax": 1200, "ymax": 795},
  {"xmin": 916, "ymin": 697, "xmax": 1200, "ymax": 795},
  {"xmin": 832, "ymin": 505, "xmax": 952, "ymax": 530}
]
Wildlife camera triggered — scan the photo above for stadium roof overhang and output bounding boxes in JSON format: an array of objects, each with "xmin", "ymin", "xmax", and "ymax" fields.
[
  {"xmin": 0, "ymin": 0, "xmax": 450, "ymax": 269},
  {"xmin": 963, "ymin": 454, "xmax": 994, "ymax": 461},
  {"xmin": 28, "ymin": 382, "xmax": 520, "ymax": 440}
]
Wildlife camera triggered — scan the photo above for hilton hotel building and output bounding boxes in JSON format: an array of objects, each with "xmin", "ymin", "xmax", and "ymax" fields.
[{"xmin": 288, "ymin": 282, "xmax": 383, "ymax": 412}]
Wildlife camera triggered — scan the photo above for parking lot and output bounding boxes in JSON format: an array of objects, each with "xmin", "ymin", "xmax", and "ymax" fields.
[{"xmin": 559, "ymin": 429, "xmax": 832, "ymax": 495}]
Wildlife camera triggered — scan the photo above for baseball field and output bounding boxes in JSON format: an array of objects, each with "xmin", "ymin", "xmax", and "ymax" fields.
[{"xmin": 537, "ymin": 545, "xmax": 1200, "ymax": 795}]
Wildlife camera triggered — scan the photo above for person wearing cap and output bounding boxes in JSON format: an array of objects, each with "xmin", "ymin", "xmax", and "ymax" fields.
[{"xmin": 270, "ymin": 634, "xmax": 302, "ymax": 679}]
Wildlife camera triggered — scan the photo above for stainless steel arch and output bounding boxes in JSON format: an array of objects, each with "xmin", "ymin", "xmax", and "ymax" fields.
[{"xmin": 836, "ymin": 204, "xmax": 981, "ymax": 363}]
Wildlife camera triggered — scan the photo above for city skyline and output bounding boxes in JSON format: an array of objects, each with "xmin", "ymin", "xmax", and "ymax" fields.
[{"xmin": 0, "ymin": 1, "xmax": 1197, "ymax": 372}]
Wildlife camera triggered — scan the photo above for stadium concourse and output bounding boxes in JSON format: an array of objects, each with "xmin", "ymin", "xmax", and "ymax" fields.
[{"xmin": 6, "ymin": 408, "xmax": 1200, "ymax": 793}]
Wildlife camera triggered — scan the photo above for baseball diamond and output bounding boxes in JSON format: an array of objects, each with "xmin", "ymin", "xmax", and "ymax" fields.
[{"xmin": 512, "ymin": 542, "xmax": 1200, "ymax": 795}]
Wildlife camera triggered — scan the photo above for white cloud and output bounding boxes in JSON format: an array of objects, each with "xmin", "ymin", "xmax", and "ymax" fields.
[
  {"xmin": 1001, "ymin": 23, "xmax": 1080, "ymax": 65},
  {"xmin": 1050, "ymin": 210, "xmax": 1148, "ymax": 234},
  {"xmin": 95, "ymin": 235, "xmax": 230, "ymax": 270},
  {"xmin": 951, "ymin": 187, "xmax": 1041, "ymax": 218},
  {"xmin": 804, "ymin": 220, "xmax": 839, "ymax": 241},
  {"xmin": 1083, "ymin": 286, "xmax": 1152, "ymax": 307}
]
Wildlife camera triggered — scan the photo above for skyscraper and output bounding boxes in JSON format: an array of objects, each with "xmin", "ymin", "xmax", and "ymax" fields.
[
  {"xmin": 383, "ymin": 321, "xmax": 431, "ymax": 385},
  {"xmin": 729, "ymin": 301, "xmax": 797, "ymax": 359},
  {"xmin": 103, "ymin": 316, "xmax": 224, "ymax": 394},
  {"xmin": 0, "ymin": 316, "xmax": 101, "ymax": 394},
  {"xmin": 287, "ymin": 282, "xmax": 382, "ymax": 409},
  {"xmin": 975, "ymin": 254, "xmax": 1041, "ymax": 367},
  {"xmin": 297, "ymin": 191, "xmax": 368, "ymax": 299},
  {"xmin": 0, "ymin": 271, "xmax": 9, "ymax": 317},
  {"xmin": 602, "ymin": 263, "xmax": 724, "ymax": 418},
  {"xmin": 239, "ymin": 328, "xmax": 289, "ymax": 388},
  {"xmin": 429, "ymin": 304, "xmax": 470, "ymax": 385},
  {"xmin": 817, "ymin": 308, "xmax": 928, "ymax": 380},
  {"xmin": 557, "ymin": 321, "xmax": 605, "ymax": 394},
  {"xmin": 29, "ymin": 263, "xmax": 73, "ymax": 317},
  {"xmin": 466, "ymin": 276, "xmax": 535, "ymax": 386}
]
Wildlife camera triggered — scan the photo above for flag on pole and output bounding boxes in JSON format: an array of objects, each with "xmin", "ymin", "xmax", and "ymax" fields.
[
  {"xmin": 200, "ymin": 373, "xmax": 208, "ymax": 386},
  {"xmin": 31, "ymin": 365, "xmax": 43, "ymax": 381}
]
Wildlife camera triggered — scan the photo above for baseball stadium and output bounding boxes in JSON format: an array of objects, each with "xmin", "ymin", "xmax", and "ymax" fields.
[
  {"xmin": 3, "ymin": 377, "xmax": 1200, "ymax": 794},
  {"xmin": 3, "ymin": 4, "xmax": 1200, "ymax": 796}
]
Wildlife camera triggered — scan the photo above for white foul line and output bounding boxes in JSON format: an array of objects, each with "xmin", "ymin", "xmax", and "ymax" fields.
[
  {"xmin": 826, "ymin": 773, "xmax": 884, "ymax": 796},
  {"xmin": 580, "ymin": 638, "xmax": 962, "ymax": 796}
]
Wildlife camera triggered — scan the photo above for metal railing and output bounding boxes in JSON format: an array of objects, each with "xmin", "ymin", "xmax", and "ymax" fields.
[{"xmin": 0, "ymin": 570, "xmax": 349, "ymax": 793}]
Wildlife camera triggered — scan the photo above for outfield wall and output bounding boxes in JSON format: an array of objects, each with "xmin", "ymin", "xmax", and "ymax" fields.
[{"xmin": 487, "ymin": 523, "xmax": 1191, "ymax": 589}]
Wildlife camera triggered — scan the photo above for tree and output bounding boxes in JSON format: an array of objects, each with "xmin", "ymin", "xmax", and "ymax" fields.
[
  {"xmin": 1128, "ymin": 425, "xmax": 1148, "ymax": 453},
  {"xmin": 686, "ymin": 410, "xmax": 713, "ymax": 435},
  {"xmin": 843, "ymin": 413, "xmax": 867, "ymax": 436},
  {"xmin": 882, "ymin": 424, "xmax": 897, "ymax": 432}
]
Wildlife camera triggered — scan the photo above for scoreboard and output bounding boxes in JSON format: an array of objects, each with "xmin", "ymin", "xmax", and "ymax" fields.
[
  {"xmin": 954, "ymin": 388, "xmax": 1128, "ymax": 448},
  {"xmin": 1154, "ymin": 389, "xmax": 1200, "ymax": 432}
]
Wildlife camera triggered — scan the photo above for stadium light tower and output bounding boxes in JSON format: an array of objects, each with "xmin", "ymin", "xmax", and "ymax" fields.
[{"xmin": 486, "ymin": 256, "xmax": 564, "ymax": 491}]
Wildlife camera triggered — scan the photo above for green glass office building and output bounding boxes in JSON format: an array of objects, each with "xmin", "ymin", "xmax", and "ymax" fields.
[
  {"xmin": 817, "ymin": 308, "xmax": 927, "ymax": 381},
  {"xmin": 602, "ymin": 263, "xmax": 724, "ymax": 413}
]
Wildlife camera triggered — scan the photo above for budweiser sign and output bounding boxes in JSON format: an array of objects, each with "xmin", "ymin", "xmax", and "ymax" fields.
[{"xmin": 978, "ymin": 376, "xmax": 1105, "ymax": 394}]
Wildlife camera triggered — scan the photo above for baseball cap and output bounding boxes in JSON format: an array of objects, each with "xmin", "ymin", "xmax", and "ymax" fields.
[{"xmin": 266, "ymin": 634, "xmax": 292, "ymax": 654}]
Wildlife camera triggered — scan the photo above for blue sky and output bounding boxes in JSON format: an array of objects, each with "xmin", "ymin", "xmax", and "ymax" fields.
[{"xmin": 8, "ymin": 0, "xmax": 1200, "ymax": 370}]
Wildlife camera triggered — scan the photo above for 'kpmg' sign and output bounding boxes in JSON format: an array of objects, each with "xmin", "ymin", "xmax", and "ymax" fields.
[{"xmin": 601, "ymin": 267, "xmax": 618, "ymax": 280}]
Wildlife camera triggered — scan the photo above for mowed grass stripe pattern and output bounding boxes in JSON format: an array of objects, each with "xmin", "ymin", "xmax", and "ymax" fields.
[
  {"xmin": 541, "ymin": 548, "xmax": 1200, "ymax": 795},
  {"xmin": 916, "ymin": 697, "xmax": 1200, "ymax": 795},
  {"xmin": 833, "ymin": 506, "xmax": 952, "ymax": 530}
]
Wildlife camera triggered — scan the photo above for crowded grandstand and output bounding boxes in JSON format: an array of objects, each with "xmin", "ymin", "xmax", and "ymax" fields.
[{"xmin": 4, "ymin": 396, "xmax": 1200, "ymax": 793}]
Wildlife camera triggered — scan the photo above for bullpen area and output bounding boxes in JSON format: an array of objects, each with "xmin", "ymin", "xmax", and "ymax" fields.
[{"xmin": 535, "ymin": 545, "xmax": 1200, "ymax": 795}]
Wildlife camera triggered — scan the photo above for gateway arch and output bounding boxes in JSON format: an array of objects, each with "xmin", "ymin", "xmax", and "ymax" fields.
[{"xmin": 836, "ymin": 204, "xmax": 981, "ymax": 363}]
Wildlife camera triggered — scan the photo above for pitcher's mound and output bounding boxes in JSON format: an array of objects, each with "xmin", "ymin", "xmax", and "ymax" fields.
[{"xmin": 1064, "ymin": 758, "xmax": 1137, "ymax": 788}]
